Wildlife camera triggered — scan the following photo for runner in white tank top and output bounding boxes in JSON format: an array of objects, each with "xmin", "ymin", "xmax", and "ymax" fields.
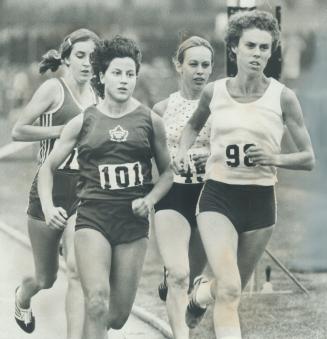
[
  {"xmin": 173, "ymin": 11, "xmax": 315, "ymax": 339},
  {"xmin": 206, "ymin": 76, "xmax": 284, "ymax": 186},
  {"xmin": 153, "ymin": 36, "xmax": 213, "ymax": 339}
]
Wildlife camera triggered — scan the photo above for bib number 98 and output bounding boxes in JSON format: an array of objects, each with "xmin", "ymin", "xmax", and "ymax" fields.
[{"xmin": 226, "ymin": 143, "xmax": 255, "ymax": 168}]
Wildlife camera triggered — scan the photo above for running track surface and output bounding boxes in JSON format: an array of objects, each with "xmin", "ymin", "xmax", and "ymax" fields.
[{"xmin": 0, "ymin": 229, "xmax": 166, "ymax": 339}]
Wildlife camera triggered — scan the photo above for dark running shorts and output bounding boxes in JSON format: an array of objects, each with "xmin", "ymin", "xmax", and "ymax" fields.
[
  {"xmin": 197, "ymin": 180, "xmax": 276, "ymax": 233},
  {"xmin": 27, "ymin": 169, "xmax": 80, "ymax": 221},
  {"xmin": 154, "ymin": 183, "xmax": 203, "ymax": 228},
  {"xmin": 75, "ymin": 199, "xmax": 149, "ymax": 246}
]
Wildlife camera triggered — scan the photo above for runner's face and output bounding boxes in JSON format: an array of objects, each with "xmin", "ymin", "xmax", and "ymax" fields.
[
  {"xmin": 101, "ymin": 57, "xmax": 137, "ymax": 103},
  {"xmin": 233, "ymin": 28, "xmax": 272, "ymax": 75},
  {"xmin": 178, "ymin": 46, "xmax": 212, "ymax": 92},
  {"xmin": 66, "ymin": 40, "xmax": 95, "ymax": 84}
]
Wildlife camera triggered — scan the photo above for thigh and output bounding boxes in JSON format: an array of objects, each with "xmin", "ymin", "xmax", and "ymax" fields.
[
  {"xmin": 74, "ymin": 228, "xmax": 112, "ymax": 295},
  {"xmin": 62, "ymin": 213, "xmax": 77, "ymax": 273},
  {"xmin": 27, "ymin": 216, "xmax": 62, "ymax": 278},
  {"xmin": 197, "ymin": 212, "xmax": 239, "ymax": 279},
  {"xmin": 109, "ymin": 237, "xmax": 148, "ymax": 313},
  {"xmin": 154, "ymin": 210, "xmax": 191, "ymax": 272},
  {"xmin": 189, "ymin": 226, "xmax": 207, "ymax": 283},
  {"xmin": 237, "ymin": 225, "xmax": 275, "ymax": 289}
]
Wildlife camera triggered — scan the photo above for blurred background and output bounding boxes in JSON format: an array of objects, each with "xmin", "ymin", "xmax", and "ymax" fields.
[{"xmin": 0, "ymin": 1, "xmax": 327, "ymax": 337}]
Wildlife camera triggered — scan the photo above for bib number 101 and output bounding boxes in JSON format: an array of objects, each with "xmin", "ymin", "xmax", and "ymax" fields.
[
  {"xmin": 226, "ymin": 143, "xmax": 255, "ymax": 167},
  {"xmin": 98, "ymin": 162, "xmax": 144, "ymax": 190}
]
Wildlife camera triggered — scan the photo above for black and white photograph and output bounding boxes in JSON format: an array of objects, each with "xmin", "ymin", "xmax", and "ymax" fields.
[{"xmin": 0, "ymin": 0, "xmax": 326, "ymax": 338}]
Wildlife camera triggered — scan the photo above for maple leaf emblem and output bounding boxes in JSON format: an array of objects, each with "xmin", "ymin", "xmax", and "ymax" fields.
[{"xmin": 109, "ymin": 125, "xmax": 129, "ymax": 142}]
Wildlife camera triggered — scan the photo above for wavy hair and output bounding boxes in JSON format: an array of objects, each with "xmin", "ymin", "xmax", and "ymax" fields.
[
  {"xmin": 225, "ymin": 10, "xmax": 280, "ymax": 62},
  {"xmin": 90, "ymin": 36, "xmax": 142, "ymax": 99}
]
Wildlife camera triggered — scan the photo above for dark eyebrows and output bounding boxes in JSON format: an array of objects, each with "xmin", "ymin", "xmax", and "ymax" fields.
[
  {"xmin": 187, "ymin": 59, "xmax": 211, "ymax": 63},
  {"xmin": 245, "ymin": 41, "xmax": 271, "ymax": 47},
  {"xmin": 111, "ymin": 68, "xmax": 135, "ymax": 73}
]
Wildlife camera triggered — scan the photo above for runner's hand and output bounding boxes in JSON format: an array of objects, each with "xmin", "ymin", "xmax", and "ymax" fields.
[
  {"xmin": 132, "ymin": 197, "xmax": 153, "ymax": 218},
  {"xmin": 193, "ymin": 153, "xmax": 208, "ymax": 173},
  {"xmin": 44, "ymin": 206, "xmax": 68, "ymax": 230},
  {"xmin": 245, "ymin": 145, "xmax": 277, "ymax": 166},
  {"xmin": 172, "ymin": 152, "xmax": 189, "ymax": 175}
]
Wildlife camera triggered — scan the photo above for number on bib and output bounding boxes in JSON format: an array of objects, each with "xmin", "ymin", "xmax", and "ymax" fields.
[
  {"xmin": 226, "ymin": 143, "xmax": 255, "ymax": 168},
  {"xmin": 58, "ymin": 147, "xmax": 79, "ymax": 170},
  {"xmin": 98, "ymin": 162, "xmax": 144, "ymax": 190}
]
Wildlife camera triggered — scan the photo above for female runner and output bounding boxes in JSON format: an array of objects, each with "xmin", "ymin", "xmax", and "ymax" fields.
[
  {"xmin": 38, "ymin": 36, "xmax": 173, "ymax": 339},
  {"xmin": 13, "ymin": 29, "xmax": 100, "ymax": 338},
  {"xmin": 174, "ymin": 11, "xmax": 315, "ymax": 339},
  {"xmin": 153, "ymin": 36, "xmax": 213, "ymax": 339}
]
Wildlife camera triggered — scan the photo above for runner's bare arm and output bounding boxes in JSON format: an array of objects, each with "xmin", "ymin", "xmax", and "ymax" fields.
[
  {"xmin": 152, "ymin": 98, "xmax": 169, "ymax": 117},
  {"xmin": 132, "ymin": 112, "xmax": 173, "ymax": 217},
  {"xmin": 38, "ymin": 114, "xmax": 83, "ymax": 222},
  {"xmin": 12, "ymin": 79, "xmax": 65, "ymax": 141},
  {"xmin": 149, "ymin": 112, "xmax": 173, "ymax": 202},
  {"xmin": 246, "ymin": 87, "xmax": 315, "ymax": 170},
  {"xmin": 173, "ymin": 83, "xmax": 213, "ymax": 172}
]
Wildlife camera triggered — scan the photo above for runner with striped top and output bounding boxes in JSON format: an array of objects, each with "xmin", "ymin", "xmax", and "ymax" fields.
[{"xmin": 12, "ymin": 29, "xmax": 100, "ymax": 339}]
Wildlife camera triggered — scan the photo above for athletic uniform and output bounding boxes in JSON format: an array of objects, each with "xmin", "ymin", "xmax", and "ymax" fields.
[
  {"xmin": 27, "ymin": 78, "xmax": 95, "ymax": 221},
  {"xmin": 75, "ymin": 104, "xmax": 154, "ymax": 245},
  {"xmin": 198, "ymin": 77, "xmax": 284, "ymax": 232},
  {"xmin": 155, "ymin": 91, "xmax": 210, "ymax": 227}
]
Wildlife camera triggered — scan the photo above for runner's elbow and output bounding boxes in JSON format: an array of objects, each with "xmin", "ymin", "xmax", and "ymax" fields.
[
  {"xmin": 306, "ymin": 154, "xmax": 315, "ymax": 171},
  {"xmin": 11, "ymin": 125, "xmax": 23, "ymax": 141}
]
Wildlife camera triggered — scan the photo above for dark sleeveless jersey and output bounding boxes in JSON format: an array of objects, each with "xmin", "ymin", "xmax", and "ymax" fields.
[
  {"xmin": 77, "ymin": 104, "xmax": 154, "ymax": 200},
  {"xmin": 38, "ymin": 78, "xmax": 96, "ymax": 170}
]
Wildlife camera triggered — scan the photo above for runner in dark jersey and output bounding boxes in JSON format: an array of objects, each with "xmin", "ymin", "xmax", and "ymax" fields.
[
  {"xmin": 12, "ymin": 29, "xmax": 100, "ymax": 337},
  {"xmin": 38, "ymin": 36, "xmax": 173, "ymax": 339}
]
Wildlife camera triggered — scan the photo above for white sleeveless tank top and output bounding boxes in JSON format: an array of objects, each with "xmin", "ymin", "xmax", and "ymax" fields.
[
  {"xmin": 206, "ymin": 78, "xmax": 284, "ymax": 186},
  {"xmin": 163, "ymin": 91, "xmax": 210, "ymax": 184}
]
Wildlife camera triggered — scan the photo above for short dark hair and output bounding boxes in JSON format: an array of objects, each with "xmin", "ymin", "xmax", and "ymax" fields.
[
  {"xmin": 90, "ymin": 36, "xmax": 142, "ymax": 99},
  {"xmin": 225, "ymin": 10, "xmax": 280, "ymax": 62}
]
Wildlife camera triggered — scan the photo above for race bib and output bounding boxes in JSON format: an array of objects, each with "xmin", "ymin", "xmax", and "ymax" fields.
[
  {"xmin": 174, "ymin": 148, "xmax": 209, "ymax": 184},
  {"xmin": 225, "ymin": 143, "xmax": 256, "ymax": 168},
  {"xmin": 98, "ymin": 161, "xmax": 144, "ymax": 190},
  {"xmin": 53, "ymin": 136, "xmax": 79, "ymax": 170}
]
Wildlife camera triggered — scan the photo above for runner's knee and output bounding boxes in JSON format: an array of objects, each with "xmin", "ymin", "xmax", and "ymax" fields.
[
  {"xmin": 108, "ymin": 311, "xmax": 129, "ymax": 330},
  {"xmin": 35, "ymin": 274, "xmax": 57, "ymax": 290},
  {"xmin": 215, "ymin": 279, "xmax": 241, "ymax": 303},
  {"xmin": 167, "ymin": 266, "xmax": 190, "ymax": 290},
  {"xmin": 84, "ymin": 289, "xmax": 109, "ymax": 320}
]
